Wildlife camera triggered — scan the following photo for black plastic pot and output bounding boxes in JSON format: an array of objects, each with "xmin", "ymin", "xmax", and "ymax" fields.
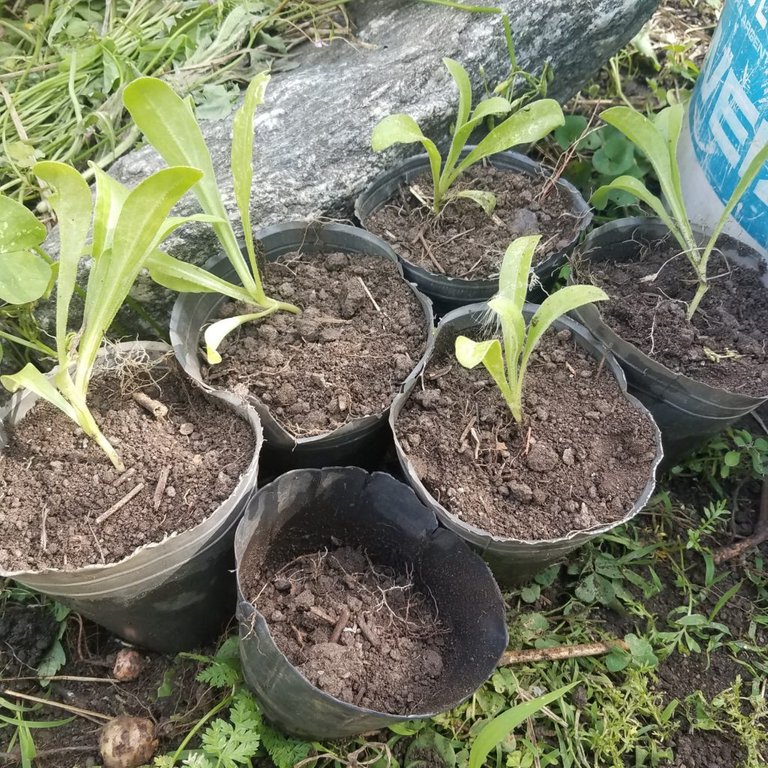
[
  {"xmin": 171, "ymin": 221, "xmax": 433, "ymax": 473},
  {"xmin": 390, "ymin": 305, "xmax": 663, "ymax": 586},
  {"xmin": 355, "ymin": 148, "xmax": 592, "ymax": 316},
  {"xmin": 570, "ymin": 218, "xmax": 768, "ymax": 467},
  {"xmin": 0, "ymin": 342, "xmax": 262, "ymax": 653},
  {"xmin": 235, "ymin": 467, "xmax": 508, "ymax": 739}
]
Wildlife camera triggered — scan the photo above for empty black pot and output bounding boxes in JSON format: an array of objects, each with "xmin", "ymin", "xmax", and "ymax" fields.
[{"xmin": 234, "ymin": 467, "xmax": 508, "ymax": 739}]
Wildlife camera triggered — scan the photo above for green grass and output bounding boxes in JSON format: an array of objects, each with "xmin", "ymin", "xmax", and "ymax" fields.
[{"xmin": 0, "ymin": 0, "xmax": 352, "ymax": 206}]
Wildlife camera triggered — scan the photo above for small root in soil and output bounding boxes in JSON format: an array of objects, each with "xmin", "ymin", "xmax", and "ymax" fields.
[{"xmin": 251, "ymin": 546, "xmax": 448, "ymax": 713}]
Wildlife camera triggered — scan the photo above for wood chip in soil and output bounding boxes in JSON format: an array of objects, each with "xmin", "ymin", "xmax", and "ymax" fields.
[
  {"xmin": 396, "ymin": 328, "xmax": 657, "ymax": 540},
  {"xmin": 0, "ymin": 358, "xmax": 254, "ymax": 572},
  {"xmin": 576, "ymin": 236, "xmax": 768, "ymax": 396},
  {"xmin": 204, "ymin": 251, "xmax": 427, "ymax": 438},
  {"xmin": 365, "ymin": 164, "xmax": 582, "ymax": 280},
  {"xmin": 247, "ymin": 546, "xmax": 447, "ymax": 713}
]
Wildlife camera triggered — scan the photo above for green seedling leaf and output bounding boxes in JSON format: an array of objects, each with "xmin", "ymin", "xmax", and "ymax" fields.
[
  {"xmin": 1, "ymin": 363, "xmax": 78, "ymax": 422},
  {"xmin": 232, "ymin": 72, "xmax": 270, "ymax": 294},
  {"xmin": 147, "ymin": 251, "xmax": 255, "ymax": 304},
  {"xmin": 76, "ymin": 165, "xmax": 203, "ymax": 392},
  {"xmin": 0, "ymin": 196, "xmax": 46, "ymax": 252},
  {"xmin": 599, "ymin": 105, "xmax": 693, "ymax": 253},
  {"xmin": 591, "ymin": 175, "xmax": 682, "ymax": 245},
  {"xmin": 468, "ymin": 683, "xmax": 576, "ymax": 768},
  {"xmin": 371, "ymin": 114, "xmax": 431, "ymax": 151},
  {"xmin": 372, "ymin": 114, "xmax": 442, "ymax": 206},
  {"xmin": 33, "ymin": 161, "xmax": 91, "ymax": 365},
  {"xmin": 443, "ymin": 57, "xmax": 472, "ymax": 130},
  {"xmin": 520, "ymin": 284, "xmax": 608, "ymax": 378},
  {"xmin": 0, "ymin": 250, "xmax": 52, "ymax": 305},
  {"xmin": 454, "ymin": 99, "xmax": 564, "ymax": 181},
  {"xmin": 204, "ymin": 310, "xmax": 277, "ymax": 364},
  {"xmin": 470, "ymin": 96, "xmax": 513, "ymax": 124},
  {"xmin": 123, "ymin": 77, "xmax": 258, "ymax": 297},
  {"xmin": 447, "ymin": 189, "xmax": 497, "ymax": 214}
]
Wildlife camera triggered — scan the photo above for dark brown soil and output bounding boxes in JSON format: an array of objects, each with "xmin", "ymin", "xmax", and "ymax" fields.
[
  {"xmin": 576, "ymin": 238, "xmax": 768, "ymax": 396},
  {"xmin": 247, "ymin": 545, "xmax": 447, "ymax": 713},
  {"xmin": 396, "ymin": 328, "xmax": 657, "ymax": 540},
  {"xmin": 0, "ymin": 355, "xmax": 254, "ymax": 571},
  {"xmin": 365, "ymin": 165, "xmax": 582, "ymax": 280},
  {"xmin": 0, "ymin": 616, "xmax": 220, "ymax": 768},
  {"xmin": 204, "ymin": 251, "xmax": 427, "ymax": 438},
  {"xmin": 0, "ymin": 604, "xmax": 57, "ymax": 672}
]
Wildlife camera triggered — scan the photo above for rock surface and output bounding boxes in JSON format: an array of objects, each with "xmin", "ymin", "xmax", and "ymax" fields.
[{"xmin": 59, "ymin": 0, "xmax": 659, "ymax": 330}]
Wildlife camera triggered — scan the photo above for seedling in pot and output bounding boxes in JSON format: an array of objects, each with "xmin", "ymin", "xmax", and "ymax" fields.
[
  {"xmin": 0, "ymin": 161, "xmax": 203, "ymax": 471},
  {"xmin": 123, "ymin": 73, "xmax": 300, "ymax": 364},
  {"xmin": 455, "ymin": 235, "xmax": 608, "ymax": 422},
  {"xmin": 371, "ymin": 58, "xmax": 564, "ymax": 215},
  {"xmin": 590, "ymin": 103, "xmax": 768, "ymax": 319}
]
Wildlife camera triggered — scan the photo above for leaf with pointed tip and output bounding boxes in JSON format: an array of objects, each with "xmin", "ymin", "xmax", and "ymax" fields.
[
  {"xmin": 520, "ymin": 285, "xmax": 609, "ymax": 379},
  {"xmin": 600, "ymin": 105, "xmax": 691, "ymax": 248},
  {"xmin": 591, "ymin": 175, "xmax": 683, "ymax": 248},
  {"xmin": 232, "ymin": 72, "xmax": 270, "ymax": 288},
  {"xmin": 205, "ymin": 311, "xmax": 274, "ymax": 364},
  {"xmin": 76, "ymin": 166, "xmax": 203, "ymax": 391},
  {"xmin": 451, "ymin": 99, "xmax": 564, "ymax": 184},
  {"xmin": 123, "ymin": 77, "xmax": 255, "ymax": 294},
  {"xmin": 33, "ymin": 161, "xmax": 92, "ymax": 364},
  {"xmin": 468, "ymin": 683, "xmax": 576, "ymax": 768},
  {"xmin": 147, "ymin": 250, "xmax": 255, "ymax": 304},
  {"xmin": 443, "ymin": 57, "xmax": 472, "ymax": 130},
  {"xmin": 1, "ymin": 363, "xmax": 78, "ymax": 423},
  {"xmin": 372, "ymin": 114, "xmax": 442, "ymax": 205}
]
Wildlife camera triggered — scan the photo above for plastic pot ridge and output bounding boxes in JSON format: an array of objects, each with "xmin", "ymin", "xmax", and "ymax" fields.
[
  {"xmin": 0, "ymin": 342, "xmax": 263, "ymax": 653},
  {"xmin": 171, "ymin": 221, "xmax": 434, "ymax": 471},
  {"xmin": 355, "ymin": 148, "xmax": 592, "ymax": 314},
  {"xmin": 235, "ymin": 467, "xmax": 508, "ymax": 739},
  {"xmin": 570, "ymin": 217, "xmax": 768, "ymax": 466},
  {"xmin": 389, "ymin": 305, "xmax": 663, "ymax": 585}
]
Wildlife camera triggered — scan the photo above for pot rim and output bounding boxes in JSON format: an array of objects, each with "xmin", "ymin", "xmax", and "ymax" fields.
[
  {"xmin": 571, "ymin": 215, "xmax": 768, "ymax": 405},
  {"xmin": 355, "ymin": 147, "xmax": 593, "ymax": 286},
  {"xmin": 0, "ymin": 340, "xmax": 263, "ymax": 580},
  {"xmin": 389, "ymin": 302, "xmax": 664, "ymax": 547},
  {"xmin": 170, "ymin": 219, "xmax": 435, "ymax": 449}
]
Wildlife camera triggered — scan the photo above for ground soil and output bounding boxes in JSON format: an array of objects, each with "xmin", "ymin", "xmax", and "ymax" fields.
[
  {"xmin": 0, "ymin": 615, "xmax": 217, "ymax": 768},
  {"xmin": 576, "ymin": 235, "xmax": 768, "ymax": 396},
  {"xmin": 204, "ymin": 251, "xmax": 427, "ymax": 438},
  {"xmin": 0, "ymin": 354, "xmax": 254, "ymax": 571},
  {"xmin": 364, "ymin": 164, "xmax": 582, "ymax": 280},
  {"xmin": 396, "ymin": 327, "xmax": 658, "ymax": 540},
  {"xmin": 247, "ymin": 545, "xmax": 447, "ymax": 713}
]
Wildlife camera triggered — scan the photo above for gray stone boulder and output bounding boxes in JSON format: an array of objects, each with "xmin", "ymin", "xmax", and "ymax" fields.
[{"xmin": 65, "ymin": 0, "xmax": 659, "ymax": 330}]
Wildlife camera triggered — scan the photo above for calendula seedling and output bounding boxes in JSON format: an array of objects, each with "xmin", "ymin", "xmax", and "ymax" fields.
[
  {"xmin": 590, "ymin": 103, "xmax": 768, "ymax": 319},
  {"xmin": 123, "ymin": 73, "xmax": 300, "ymax": 364},
  {"xmin": 455, "ymin": 235, "xmax": 608, "ymax": 423},
  {"xmin": 371, "ymin": 57, "xmax": 564, "ymax": 216},
  {"xmin": 0, "ymin": 161, "xmax": 203, "ymax": 471}
]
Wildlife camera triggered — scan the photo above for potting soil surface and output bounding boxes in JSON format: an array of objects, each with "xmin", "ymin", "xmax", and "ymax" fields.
[
  {"xmin": 205, "ymin": 250, "xmax": 427, "ymax": 437},
  {"xmin": 397, "ymin": 328, "xmax": 658, "ymax": 539},
  {"xmin": 365, "ymin": 164, "xmax": 582, "ymax": 280},
  {"xmin": 578, "ymin": 239, "xmax": 768, "ymax": 396},
  {"xmin": 0, "ymin": 358, "xmax": 254, "ymax": 571},
  {"xmin": 248, "ymin": 545, "xmax": 447, "ymax": 713}
]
